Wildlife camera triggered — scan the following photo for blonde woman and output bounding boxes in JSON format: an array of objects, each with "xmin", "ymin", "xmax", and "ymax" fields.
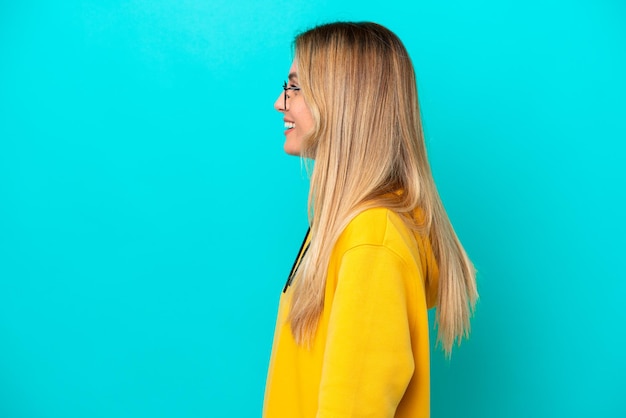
[{"xmin": 264, "ymin": 22, "xmax": 478, "ymax": 418}]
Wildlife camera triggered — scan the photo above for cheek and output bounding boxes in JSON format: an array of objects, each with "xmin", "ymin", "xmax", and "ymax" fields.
[
  {"xmin": 295, "ymin": 104, "xmax": 314, "ymax": 133},
  {"xmin": 302, "ymin": 117, "xmax": 315, "ymax": 138}
]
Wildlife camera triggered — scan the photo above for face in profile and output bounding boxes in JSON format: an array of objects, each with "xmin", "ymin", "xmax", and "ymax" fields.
[{"xmin": 274, "ymin": 61, "xmax": 314, "ymax": 156}]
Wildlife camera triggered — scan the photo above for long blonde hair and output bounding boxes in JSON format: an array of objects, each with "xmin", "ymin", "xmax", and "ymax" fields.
[{"xmin": 289, "ymin": 22, "xmax": 477, "ymax": 355}]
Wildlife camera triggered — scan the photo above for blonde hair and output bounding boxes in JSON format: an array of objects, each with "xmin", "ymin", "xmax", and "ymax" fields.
[{"xmin": 289, "ymin": 22, "xmax": 477, "ymax": 355}]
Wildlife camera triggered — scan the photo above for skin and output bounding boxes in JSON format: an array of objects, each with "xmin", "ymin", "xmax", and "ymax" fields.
[{"xmin": 274, "ymin": 61, "xmax": 315, "ymax": 156}]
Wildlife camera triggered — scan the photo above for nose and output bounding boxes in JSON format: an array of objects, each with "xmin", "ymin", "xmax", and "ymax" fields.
[{"xmin": 274, "ymin": 91, "xmax": 285, "ymax": 112}]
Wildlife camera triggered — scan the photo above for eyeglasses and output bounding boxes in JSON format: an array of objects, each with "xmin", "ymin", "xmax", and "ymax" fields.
[{"xmin": 282, "ymin": 81, "xmax": 301, "ymax": 110}]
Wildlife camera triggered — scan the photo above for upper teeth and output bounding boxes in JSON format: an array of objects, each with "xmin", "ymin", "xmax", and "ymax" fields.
[{"xmin": 285, "ymin": 122, "xmax": 295, "ymax": 129}]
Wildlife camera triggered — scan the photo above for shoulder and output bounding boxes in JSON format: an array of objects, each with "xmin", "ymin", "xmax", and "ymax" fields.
[{"xmin": 334, "ymin": 207, "xmax": 411, "ymax": 254}]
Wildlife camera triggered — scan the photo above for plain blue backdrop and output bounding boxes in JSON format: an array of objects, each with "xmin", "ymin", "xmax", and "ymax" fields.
[{"xmin": 1, "ymin": 1, "xmax": 624, "ymax": 417}]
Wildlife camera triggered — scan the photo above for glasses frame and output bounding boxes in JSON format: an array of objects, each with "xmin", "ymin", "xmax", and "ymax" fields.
[{"xmin": 282, "ymin": 81, "xmax": 301, "ymax": 110}]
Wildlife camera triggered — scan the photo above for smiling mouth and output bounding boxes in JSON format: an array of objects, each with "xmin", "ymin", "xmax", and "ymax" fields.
[{"xmin": 284, "ymin": 121, "xmax": 295, "ymax": 130}]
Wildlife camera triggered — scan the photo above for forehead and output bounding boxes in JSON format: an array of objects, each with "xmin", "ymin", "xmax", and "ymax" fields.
[{"xmin": 288, "ymin": 61, "xmax": 298, "ymax": 80}]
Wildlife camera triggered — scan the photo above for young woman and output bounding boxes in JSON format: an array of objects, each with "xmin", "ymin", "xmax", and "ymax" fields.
[{"xmin": 264, "ymin": 22, "xmax": 478, "ymax": 418}]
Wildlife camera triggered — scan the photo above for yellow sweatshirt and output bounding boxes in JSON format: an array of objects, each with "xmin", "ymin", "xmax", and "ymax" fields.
[{"xmin": 264, "ymin": 207, "xmax": 439, "ymax": 418}]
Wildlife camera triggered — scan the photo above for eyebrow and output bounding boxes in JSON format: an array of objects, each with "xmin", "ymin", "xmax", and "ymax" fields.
[{"xmin": 288, "ymin": 72, "xmax": 298, "ymax": 82}]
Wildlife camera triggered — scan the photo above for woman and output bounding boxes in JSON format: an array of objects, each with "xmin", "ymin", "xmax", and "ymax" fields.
[{"xmin": 264, "ymin": 22, "xmax": 478, "ymax": 418}]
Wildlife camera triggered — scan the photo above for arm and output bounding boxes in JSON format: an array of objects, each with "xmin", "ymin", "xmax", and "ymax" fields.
[{"xmin": 317, "ymin": 245, "xmax": 415, "ymax": 418}]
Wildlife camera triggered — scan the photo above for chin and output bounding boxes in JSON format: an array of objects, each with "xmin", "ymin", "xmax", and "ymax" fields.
[
  {"xmin": 284, "ymin": 148, "xmax": 302, "ymax": 157},
  {"xmin": 284, "ymin": 139, "xmax": 302, "ymax": 156}
]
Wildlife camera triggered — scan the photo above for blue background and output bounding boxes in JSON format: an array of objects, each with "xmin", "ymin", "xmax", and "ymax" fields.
[{"xmin": 1, "ymin": 1, "xmax": 624, "ymax": 417}]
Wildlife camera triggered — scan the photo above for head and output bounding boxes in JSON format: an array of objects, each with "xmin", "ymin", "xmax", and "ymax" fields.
[{"xmin": 275, "ymin": 22, "xmax": 425, "ymax": 170}]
